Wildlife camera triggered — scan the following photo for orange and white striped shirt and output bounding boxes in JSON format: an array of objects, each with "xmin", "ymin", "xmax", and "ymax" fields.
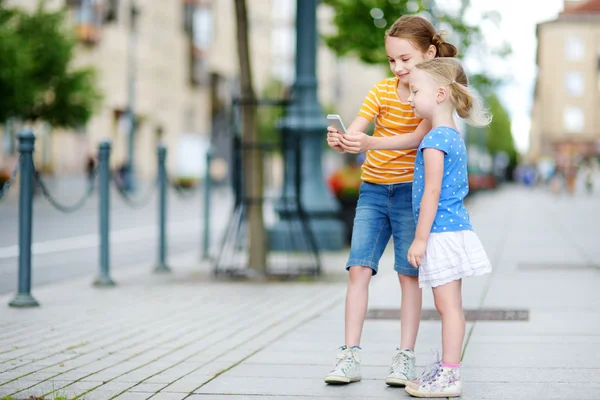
[{"xmin": 358, "ymin": 77, "xmax": 422, "ymax": 184}]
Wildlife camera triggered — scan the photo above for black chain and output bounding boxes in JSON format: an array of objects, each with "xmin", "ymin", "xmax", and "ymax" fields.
[
  {"xmin": 112, "ymin": 174, "xmax": 157, "ymax": 208},
  {"xmin": 0, "ymin": 163, "xmax": 19, "ymax": 202},
  {"xmin": 34, "ymin": 167, "xmax": 97, "ymax": 213}
]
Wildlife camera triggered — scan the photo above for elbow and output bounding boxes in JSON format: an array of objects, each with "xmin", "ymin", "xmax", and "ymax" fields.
[{"xmin": 425, "ymin": 187, "xmax": 441, "ymax": 200}]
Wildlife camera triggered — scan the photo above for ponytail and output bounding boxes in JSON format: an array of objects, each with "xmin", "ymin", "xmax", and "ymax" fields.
[
  {"xmin": 432, "ymin": 33, "xmax": 458, "ymax": 58},
  {"xmin": 415, "ymin": 58, "xmax": 492, "ymax": 127}
]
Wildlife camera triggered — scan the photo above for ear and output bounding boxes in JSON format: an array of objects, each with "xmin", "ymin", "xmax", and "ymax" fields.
[
  {"xmin": 437, "ymin": 86, "xmax": 449, "ymax": 104},
  {"xmin": 425, "ymin": 44, "xmax": 437, "ymax": 60}
]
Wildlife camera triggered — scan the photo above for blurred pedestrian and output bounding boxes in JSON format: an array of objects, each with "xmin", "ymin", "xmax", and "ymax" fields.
[
  {"xmin": 584, "ymin": 158, "xmax": 594, "ymax": 195},
  {"xmin": 86, "ymin": 154, "xmax": 96, "ymax": 183}
]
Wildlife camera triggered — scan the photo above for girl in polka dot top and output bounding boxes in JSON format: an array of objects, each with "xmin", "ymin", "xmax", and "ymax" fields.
[{"xmin": 341, "ymin": 57, "xmax": 493, "ymax": 398}]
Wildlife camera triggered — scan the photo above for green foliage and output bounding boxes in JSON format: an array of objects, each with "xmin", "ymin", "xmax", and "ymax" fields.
[
  {"xmin": 257, "ymin": 79, "xmax": 286, "ymax": 143},
  {"xmin": 320, "ymin": 0, "xmax": 483, "ymax": 65},
  {"xmin": 0, "ymin": 0, "xmax": 102, "ymax": 128},
  {"xmin": 485, "ymin": 93, "xmax": 517, "ymax": 166}
]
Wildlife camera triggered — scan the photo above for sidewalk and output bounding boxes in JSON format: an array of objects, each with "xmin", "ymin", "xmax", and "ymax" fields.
[{"xmin": 1, "ymin": 185, "xmax": 600, "ymax": 399}]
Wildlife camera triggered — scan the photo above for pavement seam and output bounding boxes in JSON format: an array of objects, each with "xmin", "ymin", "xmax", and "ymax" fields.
[
  {"xmin": 178, "ymin": 294, "xmax": 346, "ymax": 399},
  {"xmin": 460, "ymin": 196, "xmax": 515, "ymax": 364},
  {"xmin": 2, "ymin": 291, "xmax": 259, "ymax": 397},
  {"xmin": 0, "ymin": 291, "xmax": 177, "ymax": 363},
  {"xmin": 57, "ymin": 286, "xmax": 338, "ymax": 399},
  {"xmin": 543, "ymin": 199, "xmax": 595, "ymax": 265},
  {"xmin": 0, "ymin": 292, "xmax": 219, "ymax": 381},
  {"xmin": 111, "ymin": 288, "xmax": 345, "ymax": 399}
]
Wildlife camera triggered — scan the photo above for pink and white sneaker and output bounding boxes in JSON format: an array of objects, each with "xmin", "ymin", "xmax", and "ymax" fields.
[{"xmin": 405, "ymin": 359, "xmax": 462, "ymax": 398}]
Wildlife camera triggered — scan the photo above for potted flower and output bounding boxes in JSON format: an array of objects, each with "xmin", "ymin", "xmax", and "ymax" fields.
[{"xmin": 327, "ymin": 155, "xmax": 364, "ymax": 245}]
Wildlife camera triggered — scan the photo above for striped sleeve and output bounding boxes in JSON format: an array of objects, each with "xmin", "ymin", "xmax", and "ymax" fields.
[{"xmin": 358, "ymin": 86, "xmax": 381, "ymax": 121}]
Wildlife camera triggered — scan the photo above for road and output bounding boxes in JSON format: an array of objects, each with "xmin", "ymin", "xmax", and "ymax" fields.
[{"xmin": 0, "ymin": 176, "xmax": 233, "ymax": 296}]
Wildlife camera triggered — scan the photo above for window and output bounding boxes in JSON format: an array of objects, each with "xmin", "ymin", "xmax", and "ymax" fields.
[
  {"xmin": 104, "ymin": 0, "xmax": 119, "ymax": 23},
  {"xmin": 68, "ymin": 0, "xmax": 104, "ymax": 45},
  {"xmin": 564, "ymin": 106, "xmax": 584, "ymax": 133},
  {"xmin": 565, "ymin": 35, "xmax": 584, "ymax": 61},
  {"xmin": 186, "ymin": 0, "xmax": 213, "ymax": 86},
  {"xmin": 565, "ymin": 71, "xmax": 584, "ymax": 97}
]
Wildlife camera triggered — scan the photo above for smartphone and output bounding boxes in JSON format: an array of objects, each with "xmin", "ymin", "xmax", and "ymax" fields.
[{"xmin": 327, "ymin": 114, "xmax": 347, "ymax": 135}]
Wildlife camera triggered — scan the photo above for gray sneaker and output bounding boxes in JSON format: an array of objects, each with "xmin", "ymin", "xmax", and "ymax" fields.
[
  {"xmin": 385, "ymin": 348, "xmax": 416, "ymax": 387},
  {"xmin": 324, "ymin": 346, "xmax": 362, "ymax": 384}
]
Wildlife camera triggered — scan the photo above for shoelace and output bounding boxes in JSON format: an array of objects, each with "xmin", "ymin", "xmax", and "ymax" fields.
[
  {"xmin": 419, "ymin": 350, "xmax": 442, "ymax": 385},
  {"xmin": 333, "ymin": 347, "xmax": 355, "ymax": 370},
  {"xmin": 390, "ymin": 350, "xmax": 412, "ymax": 376}
]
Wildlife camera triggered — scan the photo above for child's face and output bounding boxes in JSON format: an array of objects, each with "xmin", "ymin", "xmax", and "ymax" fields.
[
  {"xmin": 407, "ymin": 68, "xmax": 438, "ymax": 120},
  {"xmin": 385, "ymin": 37, "xmax": 435, "ymax": 85}
]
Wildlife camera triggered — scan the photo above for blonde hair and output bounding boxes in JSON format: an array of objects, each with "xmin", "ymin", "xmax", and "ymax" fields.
[
  {"xmin": 385, "ymin": 15, "xmax": 458, "ymax": 58},
  {"xmin": 414, "ymin": 58, "xmax": 492, "ymax": 127}
]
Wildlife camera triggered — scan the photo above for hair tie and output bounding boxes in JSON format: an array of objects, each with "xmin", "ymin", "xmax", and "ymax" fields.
[{"xmin": 432, "ymin": 33, "xmax": 444, "ymax": 46}]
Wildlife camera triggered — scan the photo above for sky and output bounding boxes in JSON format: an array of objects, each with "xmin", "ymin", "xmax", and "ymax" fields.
[{"xmin": 459, "ymin": 0, "xmax": 566, "ymax": 152}]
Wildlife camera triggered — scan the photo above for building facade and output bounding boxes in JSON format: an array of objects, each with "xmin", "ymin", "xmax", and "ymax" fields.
[
  {"xmin": 0, "ymin": 0, "xmax": 386, "ymax": 180},
  {"xmin": 530, "ymin": 0, "xmax": 600, "ymax": 162}
]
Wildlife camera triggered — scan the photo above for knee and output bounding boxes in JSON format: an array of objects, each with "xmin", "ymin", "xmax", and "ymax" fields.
[
  {"xmin": 348, "ymin": 266, "xmax": 373, "ymax": 287},
  {"xmin": 399, "ymin": 274, "xmax": 420, "ymax": 290},
  {"xmin": 434, "ymin": 297, "xmax": 463, "ymax": 318}
]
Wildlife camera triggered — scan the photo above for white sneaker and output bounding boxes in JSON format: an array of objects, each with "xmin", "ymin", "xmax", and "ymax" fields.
[
  {"xmin": 385, "ymin": 348, "xmax": 417, "ymax": 387},
  {"xmin": 324, "ymin": 345, "xmax": 362, "ymax": 384}
]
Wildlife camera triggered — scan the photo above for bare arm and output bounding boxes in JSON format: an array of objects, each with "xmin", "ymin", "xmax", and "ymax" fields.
[
  {"xmin": 407, "ymin": 148, "xmax": 444, "ymax": 268},
  {"xmin": 368, "ymin": 119, "xmax": 431, "ymax": 150},
  {"xmin": 414, "ymin": 148, "xmax": 444, "ymax": 241},
  {"xmin": 339, "ymin": 119, "xmax": 432, "ymax": 153},
  {"xmin": 346, "ymin": 116, "xmax": 371, "ymax": 133}
]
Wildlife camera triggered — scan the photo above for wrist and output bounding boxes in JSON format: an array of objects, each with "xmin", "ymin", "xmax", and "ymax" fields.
[
  {"xmin": 414, "ymin": 234, "xmax": 429, "ymax": 242},
  {"xmin": 366, "ymin": 135, "xmax": 376, "ymax": 151}
]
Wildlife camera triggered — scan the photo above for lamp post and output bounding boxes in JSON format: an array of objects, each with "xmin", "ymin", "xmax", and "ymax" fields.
[
  {"xmin": 268, "ymin": 0, "xmax": 344, "ymax": 251},
  {"xmin": 125, "ymin": 1, "xmax": 139, "ymax": 192}
]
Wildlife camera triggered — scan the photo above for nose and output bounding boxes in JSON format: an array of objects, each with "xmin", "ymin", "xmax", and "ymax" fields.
[
  {"xmin": 394, "ymin": 63, "xmax": 403, "ymax": 73},
  {"xmin": 407, "ymin": 93, "xmax": 413, "ymax": 102}
]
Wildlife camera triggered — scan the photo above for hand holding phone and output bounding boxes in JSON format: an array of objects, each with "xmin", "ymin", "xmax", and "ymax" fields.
[{"xmin": 327, "ymin": 114, "xmax": 347, "ymax": 135}]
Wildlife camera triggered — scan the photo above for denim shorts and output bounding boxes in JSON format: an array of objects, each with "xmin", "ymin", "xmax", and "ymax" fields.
[{"xmin": 346, "ymin": 181, "xmax": 417, "ymax": 276}]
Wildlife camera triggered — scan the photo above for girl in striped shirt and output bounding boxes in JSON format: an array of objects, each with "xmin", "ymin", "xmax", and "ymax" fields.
[{"xmin": 324, "ymin": 15, "xmax": 458, "ymax": 387}]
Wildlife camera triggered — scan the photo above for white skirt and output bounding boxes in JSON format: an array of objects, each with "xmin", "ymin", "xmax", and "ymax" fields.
[{"xmin": 419, "ymin": 230, "xmax": 492, "ymax": 288}]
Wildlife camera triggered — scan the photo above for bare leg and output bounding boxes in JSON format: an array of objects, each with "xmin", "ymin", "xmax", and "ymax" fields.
[
  {"xmin": 345, "ymin": 266, "xmax": 373, "ymax": 346},
  {"xmin": 432, "ymin": 279, "xmax": 465, "ymax": 364},
  {"xmin": 398, "ymin": 274, "xmax": 422, "ymax": 349}
]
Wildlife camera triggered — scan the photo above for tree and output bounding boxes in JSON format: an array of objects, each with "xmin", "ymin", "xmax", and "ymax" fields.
[
  {"xmin": 0, "ymin": 0, "xmax": 101, "ymax": 128},
  {"xmin": 320, "ymin": 0, "xmax": 487, "ymax": 65},
  {"xmin": 234, "ymin": 0, "xmax": 267, "ymax": 273},
  {"xmin": 485, "ymin": 93, "xmax": 517, "ymax": 167}
]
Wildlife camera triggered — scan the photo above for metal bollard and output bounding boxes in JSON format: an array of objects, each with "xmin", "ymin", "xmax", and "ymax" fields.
[
  {"xmin": 93, "ymin": 141, "xmax": 116, "ymax": 287},
  {"xmin": 9, "ymin": 130, "xmax": 39, "ymax": 308},
  {"xmin": 154, "ymin": 144, "xmax": 170, "ymax": 273},
  {"xmin": 202, "ymin": 149, "xmax": 213, "ymax": 259}
]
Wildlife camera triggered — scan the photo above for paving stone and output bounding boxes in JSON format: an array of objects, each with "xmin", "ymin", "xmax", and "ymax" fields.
[
  {"xmin": 194, "ymin": 376, "xmax": 405, "ymax": 398},
  {"xmin": 460, "ymin": 382, "xmax": 600, "ymax": 399},
  {"xmin": 462, "ymin": 342, "xmax": 600, "ymax": 368},
  {"xmin": 461, "ymin": 367, "xmax": 600, "ymax": 383},
  {"xmin": 1, "ymin": 187, "xmax": 599, "ymax": 399}
]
